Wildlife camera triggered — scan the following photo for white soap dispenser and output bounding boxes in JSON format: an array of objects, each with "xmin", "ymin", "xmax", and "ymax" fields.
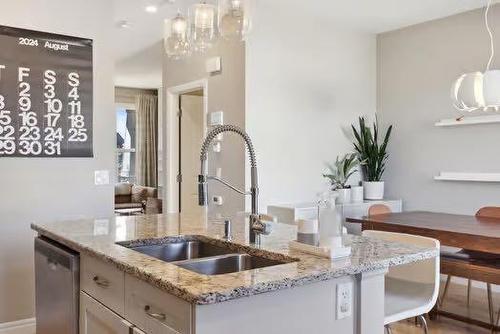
[{"xmin": 317, "ymin": 191, "xmax": 342, "ymax": 248}]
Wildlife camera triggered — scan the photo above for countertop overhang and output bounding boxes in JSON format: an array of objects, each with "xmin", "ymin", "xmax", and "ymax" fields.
[{"xmin": 31, "ymin": 213, "xmax": 437, "ymax": 305}]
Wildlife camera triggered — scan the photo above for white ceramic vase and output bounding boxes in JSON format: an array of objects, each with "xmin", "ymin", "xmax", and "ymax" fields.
[
  {"xmin": 363, "ymin": 181, "xmax": 384, "ymax": 200},
  {"xmin": 350, "ymin": 186, "xmax": 364, "ymax": 203},
  {"xmin": 336, "ymin": 188, "xmax": 351, "ymax": 204}
]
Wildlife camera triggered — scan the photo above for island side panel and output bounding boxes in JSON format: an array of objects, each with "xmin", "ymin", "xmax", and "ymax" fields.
[
  {"xmin": 194, "ymin": 276, "xmax": 358, "ymax": 334},
  {"xmin": 356, "ymin": 269, "xmax": 387, "ymax": 334}
]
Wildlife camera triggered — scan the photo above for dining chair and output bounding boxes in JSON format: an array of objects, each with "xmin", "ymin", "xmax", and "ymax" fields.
[
  {"xmin": 363, "ymin": 230, "xmax": 440, "ymax": 334},
  {"xmin": 368, "ymin": 204, "xmax": 392, "ymax": 217},
  {"xmin": 440, "ymin": 206, "xmax": 500, "ymax": 327},
  {"xmin": 476, "ymin": 207, "xmax": 500, "ymax": 219}
]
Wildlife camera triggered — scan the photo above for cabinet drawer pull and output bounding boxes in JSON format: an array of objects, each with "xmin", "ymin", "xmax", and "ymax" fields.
[
  {"xmin": 93, "ymin": 276, "xmax": 110, "ymax": 288},
  {"xmin": 144, "ymin": 305, "xmax": 166, "ymax": 321}
]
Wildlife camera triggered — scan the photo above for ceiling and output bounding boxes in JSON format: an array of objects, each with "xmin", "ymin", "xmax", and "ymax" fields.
[
  {"xmin": 113, "ymin": 0, "xmax": 192, "ymax": 89},
  {"xmin": 300, "ymin": 0, "xmax": 487, "ymax": 34},
  {"xmin": 112, "ymin": 0, "xmax": 487, "ymax": 89}
]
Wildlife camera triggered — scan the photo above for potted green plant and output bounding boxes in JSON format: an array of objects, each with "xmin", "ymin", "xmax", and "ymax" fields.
[
  {"xmin": 323, "ymin": 153, "xmax": 358, "ymax": 204},
  {"xmin": 351, "ymin": 117, "xmax": 393, "ymax": 200}
]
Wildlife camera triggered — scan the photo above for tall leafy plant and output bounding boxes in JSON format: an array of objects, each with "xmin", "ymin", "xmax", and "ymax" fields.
[
  {"xmin": 351, "ymin": 117, "xmax": 393, "ymax": 182},
  {"xmin": 323, "ymin": 153, "xmax": 359, "ymax": 190}
]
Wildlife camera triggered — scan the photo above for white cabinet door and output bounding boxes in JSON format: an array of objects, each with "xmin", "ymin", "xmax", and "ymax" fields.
[{"xmin": 80, "ymin": 291, "xmax": 133, "ymax": 334}]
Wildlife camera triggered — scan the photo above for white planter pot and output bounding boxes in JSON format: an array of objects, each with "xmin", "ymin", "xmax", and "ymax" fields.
[
  {"xmin": 363, "ymin": 181, "xmax": 385, "ymax": 200},
  {"xmin": 350, "ymin": 186, "xmax": 364, "ymax": 203},
  {"xmin": 336, "ymin": 188, "xmax": 351, "ymax": 204}
]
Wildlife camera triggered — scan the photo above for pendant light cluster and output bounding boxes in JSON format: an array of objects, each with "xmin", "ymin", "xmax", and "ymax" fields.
[
  {"xmin": 451, "ymin": 0, "xmax": 500, "ymax": 112},
  {"xmin": 164, "ymin": 0, "xmax": 253, "ymax": 59}
]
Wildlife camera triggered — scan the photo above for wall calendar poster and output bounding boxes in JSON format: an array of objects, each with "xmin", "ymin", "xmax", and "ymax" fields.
[{"xmin": 0, "ymin": 25, "xmax": 93, "ymax": 157}]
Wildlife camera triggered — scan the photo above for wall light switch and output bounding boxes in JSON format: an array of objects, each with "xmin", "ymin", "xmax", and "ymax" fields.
[
  {"xmin": 216, "ymin": 167, "xmax": 222, "ymax": 178},
  {"xmin": 210, "ymin": 111, "xmax": 224, "ymax": 126},
  {"xmin": 94, "ymin": 170, "xmax": 110, "ymax": 185},
  {"xmin": 206, "ymin": 56, "xmax": 222, "ymax": 74},
  {"xmin": 336, "ymin": 282, "xmax": 353, "ymax": 320}
]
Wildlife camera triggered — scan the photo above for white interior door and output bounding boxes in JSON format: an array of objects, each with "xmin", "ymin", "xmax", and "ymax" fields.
[{"xmin": 179, "ymin": 94, "xmax": 204, "ymax": 215}]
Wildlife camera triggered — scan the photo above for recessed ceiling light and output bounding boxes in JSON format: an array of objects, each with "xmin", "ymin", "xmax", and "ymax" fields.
[
  {"xmin": 116, "ymin": 20, "xmax": 131, "ymax": 29},
  {"xmin": 145, "ymin": 5, "xmax": 158, "ymax": 13}
]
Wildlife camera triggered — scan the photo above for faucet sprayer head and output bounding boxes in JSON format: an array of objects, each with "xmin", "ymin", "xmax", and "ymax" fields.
[{"xmin": 198, "ymin": 174, "xmax": 208, "ymax": 206}]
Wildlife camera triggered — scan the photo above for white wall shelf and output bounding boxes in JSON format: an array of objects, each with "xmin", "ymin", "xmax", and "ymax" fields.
[
  {"xmin": 434, "ymin": 172, "xmax": 500, "ymax": 182},
  {"xmin": 435, "ymin": 114, "xmax": 500, "ymax": 127}
]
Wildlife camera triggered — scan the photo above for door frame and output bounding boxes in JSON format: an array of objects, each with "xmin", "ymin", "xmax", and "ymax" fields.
[
  {"xmin": 115, "ymin": 102, "xmax": 137, "ymax": 185},
  {"xmin": 165, "ymin": 79, "xmax": 208, "ymax": 213}
]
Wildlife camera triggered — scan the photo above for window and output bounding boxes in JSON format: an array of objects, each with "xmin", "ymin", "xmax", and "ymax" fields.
[{"xmin": 116, "ymin": 105, "xmax": 136, "ymax": 183}]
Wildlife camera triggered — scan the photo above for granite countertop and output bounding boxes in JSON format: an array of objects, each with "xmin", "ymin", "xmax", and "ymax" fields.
[{"xmin": 31, "ymin": 213, "xmax": 437, "ymax": 305}]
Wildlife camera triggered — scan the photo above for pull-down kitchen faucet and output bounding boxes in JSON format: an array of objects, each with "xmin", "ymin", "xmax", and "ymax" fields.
[{"xmin": 198, "ymin": 125, "xmax": 271, "ymax": 245}]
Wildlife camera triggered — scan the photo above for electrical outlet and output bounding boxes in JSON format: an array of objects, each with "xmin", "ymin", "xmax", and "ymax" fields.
[
  {"xmin": 94, "ymin": 170, "xmax": 110, "ymax": 185},
  {"xmin": 336, "ymin": 282, "xmax": 353, "ymax": 320}
]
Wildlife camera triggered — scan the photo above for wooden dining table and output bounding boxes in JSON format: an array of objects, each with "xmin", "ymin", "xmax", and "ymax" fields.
[
  {"xmin": 347, "ymin": 211, "xmax": 500, "ymax": 254},
  {"xmin": 346, "ymin": 211, "xmax": 500, "ymax": 331}
]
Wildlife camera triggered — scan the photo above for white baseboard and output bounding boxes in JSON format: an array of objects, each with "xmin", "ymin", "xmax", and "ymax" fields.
[{"xmin": 0, "ymin": 318, "xmax": 36, "ymax": 334}]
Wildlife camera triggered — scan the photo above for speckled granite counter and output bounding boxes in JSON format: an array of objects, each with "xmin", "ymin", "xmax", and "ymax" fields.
[{"xmin": 31, "ymin": 213, "xmax": 437, "ymax": 305}]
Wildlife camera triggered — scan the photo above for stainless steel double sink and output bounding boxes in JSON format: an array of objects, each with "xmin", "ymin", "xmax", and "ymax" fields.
[{"xmin": 118, "ymin": 237, "xmax": 292, "ymax": 276}]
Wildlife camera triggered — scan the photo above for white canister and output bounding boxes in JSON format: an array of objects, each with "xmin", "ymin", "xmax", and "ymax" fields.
[
  {"xmin": 350, "ymin": 186, "xmax": 364, "ymax": 203},
  {"xmin": 336, "ymin": 188, "xmax": 351, "ymax": 204},
  {"xmin": 297, "ymin": 219, "xmax": 319, "ymax": 245}
]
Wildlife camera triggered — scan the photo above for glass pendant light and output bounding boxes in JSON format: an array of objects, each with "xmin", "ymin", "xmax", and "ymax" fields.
[
  {"xmin": 164, "ymin": 12, "xmax": 191, "ymax": 59},
  {"xmin": 218, "ymin": 0, "xmax": 253, "ymax": 41},
  {"xmin": 189, "ymin": 1, "xmax": 217, "ymax": 53},
  {"xmin": 452, "ymin": 0, "xmax": 500, "ymax": 112},
  {"xmin": 451, "ymin": 72, "xmax": 484, "ymax": 112}
]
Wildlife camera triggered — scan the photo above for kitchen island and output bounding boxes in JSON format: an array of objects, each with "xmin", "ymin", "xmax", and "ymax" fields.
[{"xmin": 32, "ymin": 213, "xmax": 437, "ymax": 334}]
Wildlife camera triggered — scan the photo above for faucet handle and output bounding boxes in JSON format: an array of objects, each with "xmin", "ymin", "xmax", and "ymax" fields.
[
  {"xmin": 252, "ymin": 218, "xmax": 273, "ymax": 236},
  {"xmin": 262, "ymin": 221, "xmax": 273, "ymax": 235}
]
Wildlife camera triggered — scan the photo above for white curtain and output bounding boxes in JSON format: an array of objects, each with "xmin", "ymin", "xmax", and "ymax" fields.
[{"xmin": 135, "ymin": 94, "xmax": 158, "ymax": 187}]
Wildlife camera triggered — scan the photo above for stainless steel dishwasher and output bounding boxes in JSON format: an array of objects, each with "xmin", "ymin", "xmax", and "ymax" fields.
[{"xmin": 35, "ymin": 236, "xmax": 79, "ymax": 334}]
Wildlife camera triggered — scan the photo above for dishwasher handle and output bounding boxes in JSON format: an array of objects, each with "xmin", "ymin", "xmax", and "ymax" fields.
[{"xmin": 35, "ymin": 237, "xmax": 78, "ymax": 271}]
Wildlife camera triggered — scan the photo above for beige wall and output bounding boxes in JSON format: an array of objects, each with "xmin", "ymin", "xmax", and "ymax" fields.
[
  {"xmin": 0, "ymin": 0, "xmax": 115, "ymax": 323},
  {"xmin": 377, "ymin": 5, "xmax": 500, "ymax": 214},
  {"xmin": 246, "ymin": 0, "xmax": 377, "ymax": 210},
  {"xmin": 163, "ymin": 40, "xmax": 246, "ymax": 217}
]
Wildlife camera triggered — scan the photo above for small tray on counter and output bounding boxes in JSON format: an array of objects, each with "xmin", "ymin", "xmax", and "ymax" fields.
[{"xmin": 288, "ymin": 240, "xmax": 351, "ymax": 259}]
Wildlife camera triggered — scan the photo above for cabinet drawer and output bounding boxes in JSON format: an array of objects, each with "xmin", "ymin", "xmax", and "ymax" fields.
[
  {"xmin": 125, "ymin": 274, "xmax": 192, "ymax": 334},
  {"xmin": 80, "ymin": 291, "xmax": 132, "ymax": 334},
  {"xmin": 81, "ymin": 254, "xmax": 125, "ymax": 316}
]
